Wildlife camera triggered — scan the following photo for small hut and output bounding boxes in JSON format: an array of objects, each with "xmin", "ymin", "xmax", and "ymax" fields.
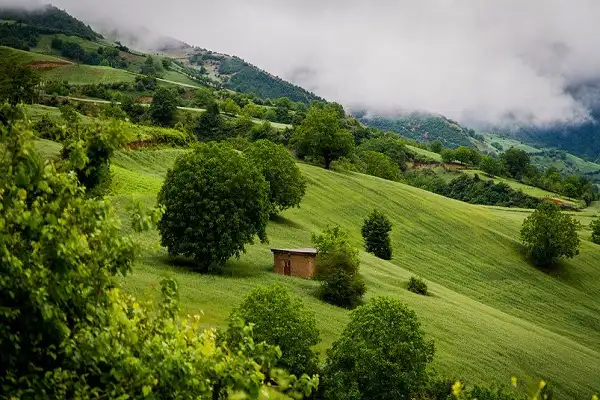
[{"xmin": 271, "ymin": 248, "xmax": 318, "ymax": 279}]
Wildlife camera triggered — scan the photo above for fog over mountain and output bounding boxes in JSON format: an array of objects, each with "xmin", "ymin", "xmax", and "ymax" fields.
[{"xmin": 4, "ymin": 0, "xmax": 600, "ymax": 127}]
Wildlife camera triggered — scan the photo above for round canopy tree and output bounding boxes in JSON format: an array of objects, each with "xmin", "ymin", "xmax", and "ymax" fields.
[
  {"xmin": 226, "ymin": 284, "xmax": 320, "ymax": 377},
  {"xmin": 520, "ymin": 202, "xmax": 581, "ymax": 266},
  {"xmin": 158, "ymin": 142, "xmax": 270, "ymax": 270},
  {"xmin": 245, "ymin": 139, "xmax": 306, "ymax": 214},
  {"xmin": 322, "ymin": 297, "xmax": 435, "ymax": 400}
]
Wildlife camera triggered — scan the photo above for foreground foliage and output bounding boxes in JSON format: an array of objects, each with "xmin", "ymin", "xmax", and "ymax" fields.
[
  {"xmin": 158, "ymin": 142, "xmax": 270, "ymax": 270},
  {"xmin": 322, "ymin": 297, "xmax": 435, "ymax": 400},
  {"xmin": 0, "ymin": 105, "xmax": 318, "ymax": 399},
  {"xmin": 226, "ymin": 285, "xmax": 320, "ymax": 377},
  {"xmin": 520, "ymin": 203, "xmax": 581, "ymax": 266}
]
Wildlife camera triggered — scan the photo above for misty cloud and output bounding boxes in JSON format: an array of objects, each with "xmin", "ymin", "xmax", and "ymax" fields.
[{"xmin": 8, "ymin": 0, "xmax": 600, "ymax": 126}]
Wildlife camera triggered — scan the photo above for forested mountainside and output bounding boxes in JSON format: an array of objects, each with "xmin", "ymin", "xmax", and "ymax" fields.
[
  {"xmin": 0, "ymin": 5, "xmax": 100, "ymax": 42},
  {"xmin": 186, "ymin": 49, "xmax": 323, "ymax": 104},
  {"xmin": 357, "ymin": 113, "xmax": 476, "ymax": 149}
]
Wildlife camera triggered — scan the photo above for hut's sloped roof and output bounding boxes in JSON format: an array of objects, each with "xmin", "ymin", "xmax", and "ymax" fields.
[{"xmin": 271, "ymin": 248, "xmax": 317, "ymax": 255}]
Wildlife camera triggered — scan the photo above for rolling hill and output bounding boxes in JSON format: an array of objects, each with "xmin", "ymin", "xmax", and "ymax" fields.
[
  {"xmin": 71, "ymin": 142, "xmax": 600, "ymax": 399},
  {"xmin": 3, "ymin": 5, "xmax": 600, "ymax": 397}
]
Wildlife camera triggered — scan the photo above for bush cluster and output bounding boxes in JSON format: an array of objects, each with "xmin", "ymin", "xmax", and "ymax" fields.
[
  {"xmin": 312, "ymin": 226, "xmax": 366, "ymax": 309},
  {"xmin": 0, "ymin": 105, "xmax": 318, "ymax": 399},
  {"xmin": 407, "ymin": 276, "xmax": 428, "ymax": 295}
]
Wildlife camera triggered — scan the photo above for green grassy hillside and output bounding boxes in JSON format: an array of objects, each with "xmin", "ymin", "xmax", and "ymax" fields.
[
  {"xmin": 95, "ymin": 146, "xmax": 600, "ymax": 398},
  {"xmin": 0, "ymin": 46, "xmax": 136, "ymax": 84}
]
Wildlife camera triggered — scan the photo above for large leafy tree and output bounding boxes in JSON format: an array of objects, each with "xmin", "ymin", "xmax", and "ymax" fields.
[
  {"xmin": 500, "ymin": 147, "xmax": 531, "ymax": 180},
  {"xmin": 293, "ymin": 104, "xmax": 354, "ymax": 169},
  {"xmin": 361, "ymin": 209, "xmax": 393, "ymax": 260},
  {"xmin": 322, "ymin": 297, "xmax": 435, "ymax": 400},
  {"xmin": 520, "ymin": 202, "xmax": 581, "ymax": 266},
  {"xmin": 226, "ymin": 285, "xmax": 320, "ymax": 377},
  {"xmin": 245, "ymin": 140, "xmax": 306, "ymax": 214},
  {"xmin": 157, "ymin": 142, "xmax": 271, "ymax": 270},
  {"xmin": 149, "ymin": 87, "xmax": 179, "ymax": 127}
]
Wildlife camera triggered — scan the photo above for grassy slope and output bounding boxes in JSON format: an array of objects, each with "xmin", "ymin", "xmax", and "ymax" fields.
[
  {"xmin": 162, "ymin": 70, "xmax": 201, "ymax": 87},
  {"xmin": 32, "ymin": 33, "xmax": 100, "ymax": 54},
  {"xmin": 100, "ymin": 147, "xmax": 600, "ymax": 398},
  {"xmin": 407, "ymin": 145, "xmax": 442, "ymax": 161},
  {"xmin": 41, "ymin": 64, "xmax": 136, "ymax": 84},
  {"xmin": 0, "ymin": 46, "xmax": 136, "ymax": 84}
]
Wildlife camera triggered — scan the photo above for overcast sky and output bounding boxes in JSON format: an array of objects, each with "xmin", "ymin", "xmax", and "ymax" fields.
[{"xmin": 7, "ymin": 0, "xmax": 600, "ymax": 126}]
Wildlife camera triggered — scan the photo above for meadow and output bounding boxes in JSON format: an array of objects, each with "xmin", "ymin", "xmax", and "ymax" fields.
[{"xmin": 82, "ymin": 145, "xmax": 600, "ymax": 399}]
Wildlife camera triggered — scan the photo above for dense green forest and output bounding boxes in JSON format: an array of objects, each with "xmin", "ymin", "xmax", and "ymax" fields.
[
  {"xmin": 520, "ymin": 121, "xmax": 600, "ymax": 163},
  {"xmin": 358, "ymin": 113, "xmax": 475, "ymax": 148},
  {"xmin": 189, "ymin": 51, "xmax": 322, "ymax": 103},
  {"xmin": 0, "ymin": 5, "xmax": 100, "ymax": 40}
]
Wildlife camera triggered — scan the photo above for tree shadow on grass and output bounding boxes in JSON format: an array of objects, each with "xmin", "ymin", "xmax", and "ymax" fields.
[
  {"xmin": 269, "ymin": 214, "xmax": 304, "ymax": 230},
  {"xmin": 159, "ymin": 255, "xmax": 271, "ymax": 279},
  {"xmin": 532, "ymin": 259, "xmax": 574, "ymax": 281},
  {"xmin": 515, "ymin": 246, "xmax": 575, "ymax": 281}
]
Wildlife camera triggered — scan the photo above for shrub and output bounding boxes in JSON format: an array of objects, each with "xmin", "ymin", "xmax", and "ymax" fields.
[
  {"xmin": 407, "ymin": 276, "xmax": 428, "ymax": 295},
  {"xmin": 157, "ymin": 142, "xmax": 270, "ymax": 270},
  {"xmin": 244, "ymin": 139, "xmax": 306, "ymax": 214},
  {"xmin": 0, "ymin": 104, "xmax": 318, "ymax": 399},
  {"xmin": 312, "ymin": 226, "xmax": 366, "ymax": 309},
  {"xmin": 322, "ymin": 297, "xmax": 435, "ymax": 400},
  {"xmin": 591, "ymin": 217, "xmax": 600, "ymax": 245},
  {"xmin": 520, "ymin": 202, "xmax": 581, "ymax": 266},
  {"xmin": 226, "ymin": 285, "xmax": 320, "ymax": 377},
  {"xmin": 361, "ymin": 209, "xmax": 393, "ymax": 260}
]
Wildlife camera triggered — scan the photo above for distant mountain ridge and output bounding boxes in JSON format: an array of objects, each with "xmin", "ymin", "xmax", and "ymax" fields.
[{"xmin": 0, "ymin": 4, "xmax": 101, "ymax": 41}]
